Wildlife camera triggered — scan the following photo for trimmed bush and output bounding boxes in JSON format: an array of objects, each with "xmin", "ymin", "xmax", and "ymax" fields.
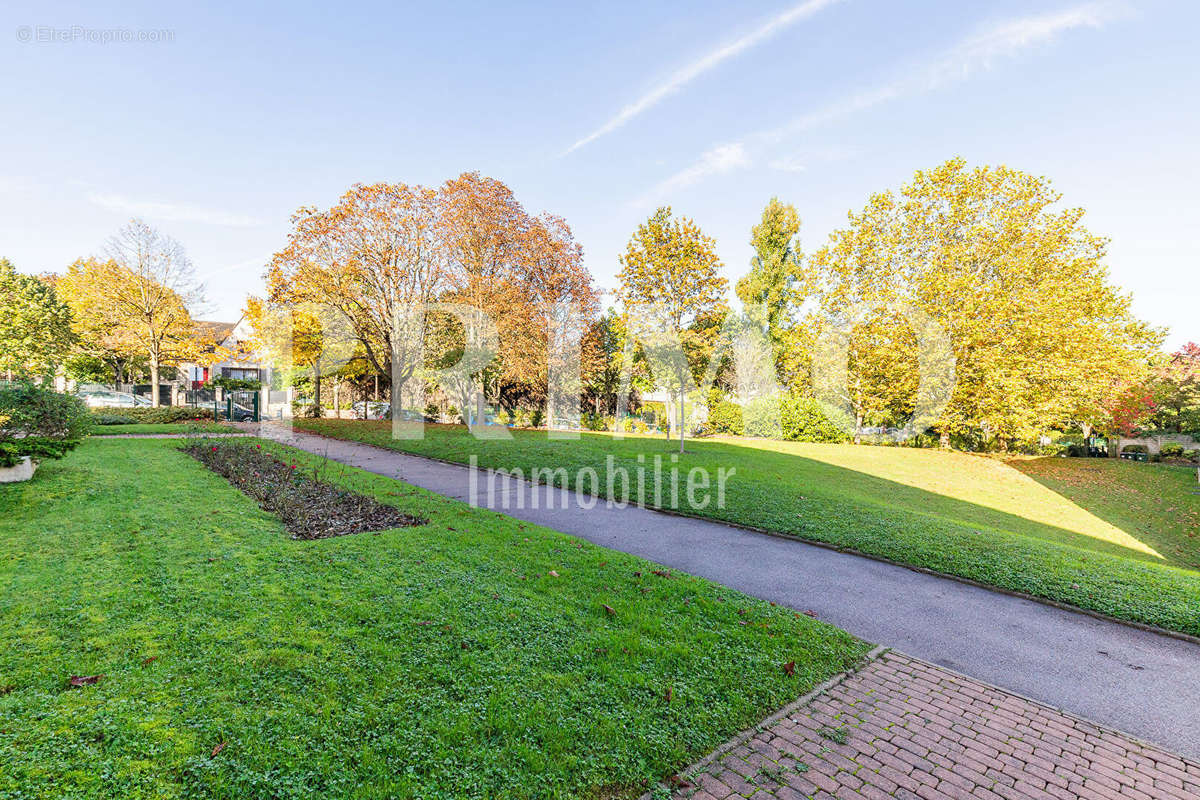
[
  {"xmin": 1161, "ymin": 443, "xmax": 1185, "ymax": 458},
  {"xmin": 0, "ymin": 383, "xmax": 91, "ymax": 467},
  {"xmin": 780, "ymin": 396, "xmax": 850, "ymax": 443},
  {"xmin": 1183, "ymin": 449, "xmax": 1199, "ymax": 462},
  {"xmin": 1122, "ymin": 444, "xmax": 1150, "ymax": 455},
  {"xmin": 90, "ymin": 406, "xmax": 217, "ymax": 425}
]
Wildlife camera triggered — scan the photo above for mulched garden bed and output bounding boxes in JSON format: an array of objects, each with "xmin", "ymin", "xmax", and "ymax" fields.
[{"xmin": 183, "ymin": 439, "xmax": 426, "ymax": 539}]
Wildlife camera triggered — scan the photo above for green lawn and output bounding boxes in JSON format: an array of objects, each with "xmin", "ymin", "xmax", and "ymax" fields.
[
  {"xmin": 91, "ymin": 422, "xmax": 240, "ymax": 436},
  {"xmin": 0, "ymin": 439, "xmax": 866, "ymax": 800},
  {"xmin": 294, "ymin": 420, "xmax": 1200, "ymax": 636}
]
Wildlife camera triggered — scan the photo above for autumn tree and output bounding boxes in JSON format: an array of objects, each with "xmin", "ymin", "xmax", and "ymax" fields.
[
  {"xmin": 86, "ymin": 220, "xmax": 204, "ymax": 405},
  {"xmin": 244, "ymin": 296, "xmax": 355, "ymax": 415},
  {"xmin": 617, "ymin": 206, "xmax": 728, "ymax": 452},
  {"xmin": 267, "ymin": 182, "xmax": 446, "ymax": 421},
  {"xmin": 266, "ymin": 175, "xmax": 597, "ymax": 428},
  {"xmin": 806, "ymin": 159, "xmax": 1161, "ymax": 449},
  {"xmin": 438, "ymin": 173, "xmax": 597, "ymax": 426},
  {"xmin": 56, "ymin": 258, "xmax": 143, "ymax": 385},
  {"xmin": 1149, "ymin": 343, "xmax": 1200, "ymax": 433},
  {"xmin": 0, "ymin": 258, "xmax": 74, "ymax": 381}
]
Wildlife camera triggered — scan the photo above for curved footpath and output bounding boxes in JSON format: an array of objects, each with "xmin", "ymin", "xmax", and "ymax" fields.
[{"xmin": 261, "ymin": 426, "xmax": 1200, "ymax": 761}]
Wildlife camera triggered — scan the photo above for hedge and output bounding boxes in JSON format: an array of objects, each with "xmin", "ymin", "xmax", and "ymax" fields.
[{"xmin": 89, "ymin": 407, "xmax": 217, "ymax": 425}]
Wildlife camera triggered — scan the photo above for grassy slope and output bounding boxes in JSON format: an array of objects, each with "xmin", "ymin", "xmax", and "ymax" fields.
[
  {"xmin": 91, "ymin": 423, "xmax": 238, "ymax": 436},
  {"xmin": 1011, "ymin": 456, "xmax": 1200, "ymax": 570},
  {"xmin": 0, "ymin": 439, "xmax": 865, "ymax": 800},
  {"xmin": 294, "ymin": 420, "xmax": 1200, "ymax": 636}
]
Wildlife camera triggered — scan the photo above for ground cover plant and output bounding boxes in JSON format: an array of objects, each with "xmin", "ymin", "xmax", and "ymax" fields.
[
  {"xmin": 294, "ymin": 419, "xmax": 1200, "ymax": 636},
  {"xmin": 0, "ymin": 438, "xmax": 867, "ymax": 799},
  {"xmin": 184, "ymin": 438, "xmax": 425, "ymax": 539}
]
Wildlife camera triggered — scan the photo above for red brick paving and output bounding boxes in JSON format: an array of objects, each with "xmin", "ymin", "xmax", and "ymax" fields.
[{"xmin": 661, "ymin": 651, "xmax": 1199, "ymax": 800}]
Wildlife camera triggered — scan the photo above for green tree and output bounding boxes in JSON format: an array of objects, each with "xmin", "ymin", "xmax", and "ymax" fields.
[
  {"xmin": 0, "ymin": 259, "xmax": 75, "ymax": 381},
  {"xmin": 1149, "ymin": 343, "xmax": 1200, "ymax": 433},
  {"xmin": 617, "ymin": 207, "xmax": 728, "ymax": 452},
  {"xmin": 736, "ymin": 198, "xmax": 805, "ymax": 371},
  {"xmin": 807, "ymin": 159, "xmax": 1161, "ymax": 450}
]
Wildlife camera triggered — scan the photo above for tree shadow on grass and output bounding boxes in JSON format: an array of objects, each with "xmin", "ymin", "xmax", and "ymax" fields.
[{"xmin": 1009, "ymin": 457, "xmax": 1200, "ymax": 571}]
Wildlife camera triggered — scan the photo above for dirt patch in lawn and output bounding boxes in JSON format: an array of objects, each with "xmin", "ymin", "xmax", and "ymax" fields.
[{"xmin": 184, "ymin": 439, "xmax": 425, "ymax": 539}]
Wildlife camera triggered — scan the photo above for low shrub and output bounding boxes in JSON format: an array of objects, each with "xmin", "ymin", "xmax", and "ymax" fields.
[
  {"xmin": 1183, "ymin": 449, "xmax": 1199, "ymax": 462},
  {"xmin": 780, "ymin": 396, "xmax": 850, "ymax": 443},
  {"xmin": 1122, "ymin": 444, "xmax": 1150, "ymax": 455},
  {"xmin": 1160, "ymin": 443, "xmax": 1185, "ymax": 458},
  {"xmin": 581, "ymin": 412, "xmax": 614, "ymax": 432},
  {"xmin": 706, "ymin": 400, "xmax": 744, "ymax": 436},
  {"xmin": 619, "ymin": 416, "xmax": 651, "ymax": 434},
  {"xmin": 183, "ymin": 439, "xmax": 426, "ymax": 539},
  {"xmin": 90, "ymin": 413, "xmax": 136, "ymax": 426},
  {"xmin": 0, "ymin": 383, "xmax": 91, "ymax": 467}
]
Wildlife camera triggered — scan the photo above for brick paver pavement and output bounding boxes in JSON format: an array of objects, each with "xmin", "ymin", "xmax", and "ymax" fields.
[{"xmin": 662, "ymin": 650, "xmax": 1199, "ymax": 800}]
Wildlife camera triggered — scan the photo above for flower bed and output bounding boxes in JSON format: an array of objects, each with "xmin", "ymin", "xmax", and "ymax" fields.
[{"xmin": 183, "ymin": 439, "xmax": 425, "ymax": 539}]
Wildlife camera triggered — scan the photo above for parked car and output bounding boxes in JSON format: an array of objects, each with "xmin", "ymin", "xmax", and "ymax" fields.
[
  {"xmin": 228, "ymin": 402, "xmax": 256, "ymax": 422},
  {"xmin": 78, "ymin": 390, "xmax": 151, "ymax": 408}
]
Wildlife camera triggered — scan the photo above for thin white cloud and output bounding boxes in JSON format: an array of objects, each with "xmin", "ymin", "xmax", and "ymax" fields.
[
  {"xmin": 763, "ymin": 1, "xmax": 1125, "ymax": 143},
  {"xmin": 769, "ymin": 144, "xmax": 859, "ymax": 173},
  {"xmin": 564, "ymin": 0, "xmax": 844, "ymax": 155},
  {"xmin": 639, "ymin": 2, "xmax": 1125, "ymax": 200},
  {"xmin": 88, "ymin": 192, "xmax": 264, "ymax": 227},
  {"xmin": 631, "ymin": 143, "xmax": 750, "ymax": 208}
]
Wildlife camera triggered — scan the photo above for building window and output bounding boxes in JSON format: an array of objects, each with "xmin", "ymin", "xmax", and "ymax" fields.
[{"xmin": 220, "ymin": 368, "xmax": 260, "ymax": 382}]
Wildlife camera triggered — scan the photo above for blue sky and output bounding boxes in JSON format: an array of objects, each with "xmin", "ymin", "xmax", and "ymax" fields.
[{"xmin": 2, "ymin": 0, "xmax": 1196, "ymax": 348}]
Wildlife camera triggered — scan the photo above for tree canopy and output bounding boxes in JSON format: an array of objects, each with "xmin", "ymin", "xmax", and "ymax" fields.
[
  {"xmin": 617, "ymin": 206, "xmax": 728, "ymax": 450},
  {"xmin": 804, "ymin": 158, "xmax": 1161, "ymax": 448},
  {"xmin": 0, "ymin": 259, "xmax": 74, "ymax": 380}
]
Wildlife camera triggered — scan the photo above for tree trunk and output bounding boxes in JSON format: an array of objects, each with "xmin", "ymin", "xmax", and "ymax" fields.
[
  {"xmin": 149, "ymin": 357, "xmax": 160, "ymax": 407},
  {"xmin": 678, "ymin": 386, "xmax": 685, "ymax": 454},
  {"xmin": 313, "ymin": 363, "xmax": 322, "ymax": 415},
  {"xmin": 939, "ymin": 430, "xmax": 950, "ymax": 449}
]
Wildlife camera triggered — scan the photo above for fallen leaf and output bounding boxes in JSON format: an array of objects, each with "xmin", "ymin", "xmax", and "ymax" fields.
[
  {"xmin": 141, "ymin": 656, "xmax": 158, "ymax": 666},
  {"xmin": 68, "ymin": 675, "xmax": 104, "ymax": 687},
  {"xmin": 548, "ymin": 570, "xmax": 560, "ymax": 578},
  {"xmin": 666, "ymin": 774, "xmax": 692, "ymax": 789},
  {"xmin": 211, "ymin": 741, "xmax": 226, "ymax": 757},
  {"xmin": 603, "ymin": 604, "xmax": 616, "ymax": 616},
  {"xmin": 803, "ymin": 609, "xmax": 818, "ymax": 618},
  {"xmin": 782, "ymin": 661, "xmax": 796, "ymax": 677},
  {"xmin": 664, "ymin": 686, "xmax": 673, "ymax": 703}
]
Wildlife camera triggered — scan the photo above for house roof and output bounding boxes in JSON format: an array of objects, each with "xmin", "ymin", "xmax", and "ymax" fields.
[{"xmin": 194, "ymin": 318, "xmax": 241, "ymax": 343}]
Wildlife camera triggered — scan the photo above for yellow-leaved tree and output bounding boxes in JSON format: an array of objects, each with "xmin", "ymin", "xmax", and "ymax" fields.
[
  {"xmin": 805, "ymin": 159, "xmax": 1161, "ymax": 450},
  {"xmin": 617, "ymin": 206, "xmax": 728, "ymax": 452}
]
